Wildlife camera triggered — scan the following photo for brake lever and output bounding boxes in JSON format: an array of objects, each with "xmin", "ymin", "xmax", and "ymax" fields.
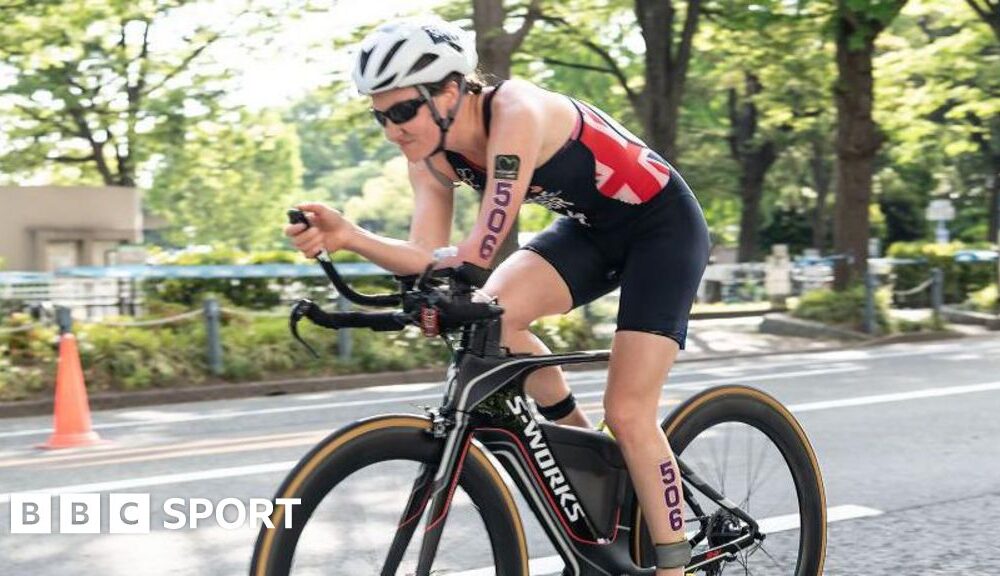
[
  {"xmin": 416, "ymin": 262, "xmax": 437, "ymax": 292},
  {"xmin": 290, "ymin": 300, "xmax": 321, "ymax": 358}
]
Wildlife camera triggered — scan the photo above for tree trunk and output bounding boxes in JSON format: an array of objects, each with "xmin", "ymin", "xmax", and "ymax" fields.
[
  {"xmin": 810, "ymin": 135, "xmax": 833, "ymax": 251},
  {"xmin": 472, "ymin": 0, "xmax": 540, "ymax": 80},
  {"xmin": 832, "ymin": 5, "xmax": 889, "ymax": 289},
  {"xmin": 470, "ymin": 0, "xmax": 541, "ymax": 264},
  {"xmin": 634, "ymin": 0, "xmax": 702, "ymax": 163},
  {"xmin": 988, "ymin": 161, "xmax": 1000, "ymax": 244},
  {"xmin": 737, "ymin": 165, "xmax": 769, "ymax": 262},
  {"xmin": 728, "ymin": 73, "xmax": 777, "ymax": 262}
]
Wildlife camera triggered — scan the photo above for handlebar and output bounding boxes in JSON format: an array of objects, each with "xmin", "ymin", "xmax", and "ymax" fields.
[
  {"xmin": 287, "ymin": 209, "xmax": 403, "ymax": 308},
  {"xmin": 285, "ymin": 208, "xmax": 503, "ymax": 356}
]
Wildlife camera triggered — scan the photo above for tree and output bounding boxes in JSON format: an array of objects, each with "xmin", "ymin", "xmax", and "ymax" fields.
[
  {"xmin": 471, "ymin": 0, "xmax": 543, "ymax": 79},
  {"xmin": 146, "ymin": 110, "xmax": 302, "ymax": 250},
  {"xmin": 535, "ymin": 0, "xmax": 706, "ymax": 162},
  {"xmin": 0, "ymin": 0, "xmax": 282, "ymax": 186},
  {"xmin": 962, "ymin": 0, "xmax": 1000, "ymax": 242},
  {"xmin": 728, "ymin": 73, "xmax": 777, "ymax": 261},
  {"xmin": 876, "ymin": 0, "xmax": 999, "ymax": 245},
  {"xmin": 692, "ymin": 1, "xmax": 835, "ymax": 260},
  {"xmin": 831, "ymin": 0, "xmax": 909, "ymax": 288},
  {"xmin": 965, "ymin": 0, "xmax": 1000, "ymax": 42}
]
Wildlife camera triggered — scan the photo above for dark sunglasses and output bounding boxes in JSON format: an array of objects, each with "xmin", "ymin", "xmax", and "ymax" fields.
[{"xmin": 371, "ymin": 96, "xmax": 427, "ymax": 127}]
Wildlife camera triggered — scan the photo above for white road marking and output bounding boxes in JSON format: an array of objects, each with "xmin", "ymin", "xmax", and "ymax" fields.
[
  {"xmin": 0, "ymin": 365, "xmax": 864, "ymax": 440},
  {"xmin": 788, "ymin": 381, "xmax": 1000, "ymax": 412},
  {"xmin": 0, "ymin": 461, "xmax": 296, "ymax": 505},
  {"xmin": 0, "ymin": 338, "xmax": 995, "ymax": 440},
  {"xmin": 6, "ymin": 378, "xmax": 995, "ymax": 510},
  {"xmin": 573, "ymin": 365, "xmax": 866, "ymax": 397},
  {"xmin": 450, "ymin": 505, "xmax": 884, "ymax": 576}
]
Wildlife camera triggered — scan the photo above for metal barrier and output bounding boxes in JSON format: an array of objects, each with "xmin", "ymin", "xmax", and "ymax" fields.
[{"xmin": 863, "ymin": 265, "xmax": 943, "ymax": 335}]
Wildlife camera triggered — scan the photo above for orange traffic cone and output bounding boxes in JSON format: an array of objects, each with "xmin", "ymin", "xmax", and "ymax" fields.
[{"xmin": 38, "ymin": 333, "xmax": 104, "ymax": 450}]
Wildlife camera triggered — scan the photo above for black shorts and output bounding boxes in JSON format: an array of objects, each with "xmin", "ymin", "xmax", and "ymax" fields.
[{"xmin": 521, "ymin": 176, "xmax": 711, "ymax": 349}]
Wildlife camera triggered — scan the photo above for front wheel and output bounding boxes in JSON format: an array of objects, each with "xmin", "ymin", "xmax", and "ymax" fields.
[
  {"xmin": 251, "ymin": 414, "xmax": 530, "ymax": 576},
  {"xmin": 632, "ymin": 385, "xmax": 827, "ymax": 575}
]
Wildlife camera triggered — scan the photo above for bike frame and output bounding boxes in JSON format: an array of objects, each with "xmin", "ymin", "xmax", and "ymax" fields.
[
  {"xmin": 276, "ymin": 225, "xmax": 767, "ymax": 575},
  {"xmin": 386, "ymin": 319, "xmax": 764, "ymax": 576}
]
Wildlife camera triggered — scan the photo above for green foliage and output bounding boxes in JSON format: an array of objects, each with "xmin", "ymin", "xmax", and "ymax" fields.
[
  {"xmin": 0, "ymin": 308, "xmax": 449, "ymax": 401},
  {"xmin": 530, "ymin": 310, "xmax": 605, "ymax": 352},
  {"xmin": 343, "ymin": 156, "xmax": 414, "ymax": 239},
  {"xmin": 965, "ymin": 283, "xmax": 998, "ymax": 314},
  {"xmin": 143, "ymin": 246, "xmax": 325, "ymax": 309},
  {"xmin": 0, "ymin": 314, "xmax": 58, "ymax": 400},
  {"xmin": 886, "ymin": 241, "xmax": 998, "ymax": 306},
  {"xmin": 878, "ymin": 186, "xmax": 927, "ymax": 246},
  {"xmin": 79, "ymin": 322, "xmax": 205, "ymax": 391},
  {"xmin": 791, "ymin": 283, "xmax": 891, "ymax": 332},
  {"xmin": 146, "ymin": 110, "xmax": 303, "ymax": 250},
  {"xmin": 760, "ymin": 208, "xmax": 814, "ymax": 255},
  {"xmin": 877, "ymin": 0, "xmax": 1000, "ymax": 242},
  {"xmin": 0, "ymin": 0, "xmax": 250, "ymax": 185}
]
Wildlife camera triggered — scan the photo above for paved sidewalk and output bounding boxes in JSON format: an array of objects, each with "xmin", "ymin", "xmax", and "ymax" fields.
[{"xmin": 682, "ymin": 316, "xmax": 843, "ymax": 360}]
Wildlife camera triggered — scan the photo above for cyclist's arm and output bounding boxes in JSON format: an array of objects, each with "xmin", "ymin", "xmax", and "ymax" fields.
[
  {"xmin": 453, "ymin": 91, "xmax": 544, "ymax": 269},
  {"xmin": 345, "ymin": 158, "xmax": 455, "ymax": 276}
]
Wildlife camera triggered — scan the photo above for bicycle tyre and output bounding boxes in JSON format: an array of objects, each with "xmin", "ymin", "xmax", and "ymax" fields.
[
  {"xmin": 630, "ymin": 385, "xmax": 827, "ymax": 575},
  {"xmin": 250, "ymin": 414, "xmax": 530, "ymax": 576}
]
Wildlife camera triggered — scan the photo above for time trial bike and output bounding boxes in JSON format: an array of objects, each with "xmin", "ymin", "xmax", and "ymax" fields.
[{"xmin": 250, "ymin": 209, "xmax": 827, "ymax": 576}]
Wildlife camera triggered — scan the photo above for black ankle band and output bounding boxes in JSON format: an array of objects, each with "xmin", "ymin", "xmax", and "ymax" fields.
[
  {"xmin": 655, "ymin": 540, "xmax": 692, "ymax": 569},
  {"xmin": 537, "ymin": 393, "xmax": 577, "ymax": 421}
]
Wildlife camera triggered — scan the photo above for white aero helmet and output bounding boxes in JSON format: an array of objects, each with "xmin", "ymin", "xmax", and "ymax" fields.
[{"xmin": 352, "ymin": 17, "xmax": 478, "ymax": 95}]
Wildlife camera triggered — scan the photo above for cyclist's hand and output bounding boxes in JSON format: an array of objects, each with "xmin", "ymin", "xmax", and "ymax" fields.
[{"xmin": 285, "ymin": 202, "xmax": 356, "ymax": 257}]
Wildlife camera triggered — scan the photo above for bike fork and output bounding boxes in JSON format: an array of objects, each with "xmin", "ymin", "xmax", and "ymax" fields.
[
  {"xmin": 381, "ymin": 418, "xmax": 472, "ymax": 576},
  {"xmin": 381, "ymin": 464, "xmax": 436, "ymax": 576}
]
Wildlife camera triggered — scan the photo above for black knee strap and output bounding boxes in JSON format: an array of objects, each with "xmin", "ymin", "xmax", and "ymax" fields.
[
  {"xmin": 537, "ymin": 393, "xmax": 577, "ymax": 421},
  {"xmin": 655, "ymin": 540, "xmax": 692, "ymax": 569}
]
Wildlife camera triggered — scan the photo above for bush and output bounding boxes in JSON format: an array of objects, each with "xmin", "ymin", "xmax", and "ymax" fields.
[
  {"xmin": 966, "ymin": 284, "xmax": 998, "ymax": 314},
  {"xmin": 791, "ymin": 284, "xmax": 890, "ymax": 333},
  {"xmin": 145, "ymin": 247, "xmax": 313, "ymax": 309},
  {"xmin": 0, "ymin": 302, "xmax": 608, "ymax": 402},
  {"xmin": 886, "ymin": 241, "xmax": 996, "ymax": 307},
  {"xmin": 531, "ymin": 311, "xmax": 605, "ymax": 352},
  {"xmin": 0, "ymin": 314, "xmax": 58, "ymax": 400}
]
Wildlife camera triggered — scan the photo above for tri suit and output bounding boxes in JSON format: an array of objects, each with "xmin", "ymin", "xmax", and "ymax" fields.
[{"xmin": 445, "ymin": 82, "xmax": 711, "ymax": 348}]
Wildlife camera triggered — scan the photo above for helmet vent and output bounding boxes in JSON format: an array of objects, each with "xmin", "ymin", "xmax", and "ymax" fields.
[
  {"xmin": 358, "ymin": 48, "xmax": 373, "ymax": 75},
  {"xmin": 407, "ymin": 53, "xmax": 439, "ymax": 76},
  {"xmin": 371, "ymin": 74, "xmax": 398, "ymax": 92},
  {"xmin": 377, "ymin": 39, "xmax": 407, "ymax": 76}
]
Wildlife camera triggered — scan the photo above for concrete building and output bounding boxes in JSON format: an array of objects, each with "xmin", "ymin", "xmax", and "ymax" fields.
[{"xmin": 0, "ymin": 186, "xmax": 143, "ymax": 271}]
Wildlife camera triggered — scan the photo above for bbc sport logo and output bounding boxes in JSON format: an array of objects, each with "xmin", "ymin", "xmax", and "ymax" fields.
[{"xmin": 7, "ymin": 493, "xmax": 300, "ymax": 534}]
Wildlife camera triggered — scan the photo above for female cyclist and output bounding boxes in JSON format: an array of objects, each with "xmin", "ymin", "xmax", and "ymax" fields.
[{"xmin": 285, "ymin": 17, "xmax": 711, "ymax": 576}]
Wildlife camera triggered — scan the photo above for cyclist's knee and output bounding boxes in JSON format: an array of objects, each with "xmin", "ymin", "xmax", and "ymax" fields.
[
  {"xmin": 499, "ymin": 303, "xmax": 538, "ymax": 334},
  {"xmin": 603, "ymin": 400, "xmax": 659, "ymax": 444}
]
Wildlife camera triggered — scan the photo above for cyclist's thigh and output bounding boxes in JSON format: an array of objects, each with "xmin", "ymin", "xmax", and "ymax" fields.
[
  {"xmin": 617, "ymin": 192, "xmax": 711, "ymax": 350},
  {"xmin": 484, "ymin": 217, "xmax": 615, "ymax": 324}
]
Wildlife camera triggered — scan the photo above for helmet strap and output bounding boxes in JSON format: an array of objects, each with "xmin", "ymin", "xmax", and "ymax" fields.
[
  {"xmin": 416, "ymin": 77, "xmax": 467, "ymax": 158},
  {"xmin": 417, "ymin": 78, "xmax": 468, "ymax": 189}
]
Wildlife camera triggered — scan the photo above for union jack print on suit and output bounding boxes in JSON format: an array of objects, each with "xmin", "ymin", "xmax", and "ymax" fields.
[{"xmin": 577, "ymin": 102, "xmax": 671, "ymax": 205}]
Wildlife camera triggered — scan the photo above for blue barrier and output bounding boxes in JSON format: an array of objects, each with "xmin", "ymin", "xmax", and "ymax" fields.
[{"xmin": 0, "ymin": 263, "xmax": 388, "ymax": 283}]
